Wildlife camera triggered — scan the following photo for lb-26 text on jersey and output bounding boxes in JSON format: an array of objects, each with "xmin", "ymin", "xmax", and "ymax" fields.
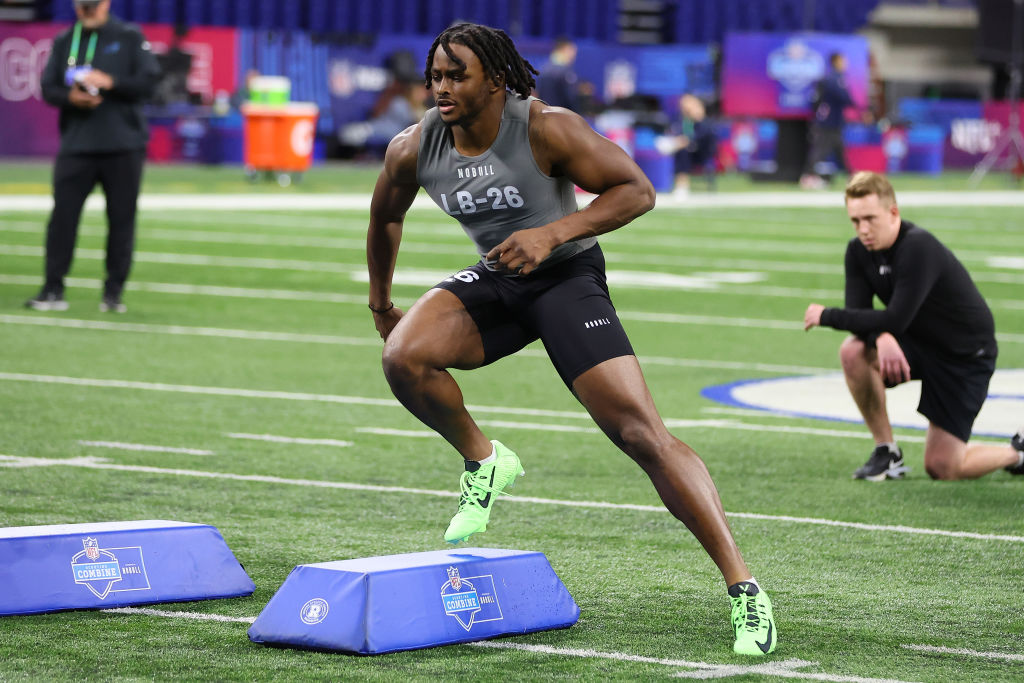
[{"xmin": 440, "ymin": 186, "xmax": 524, "ymax": 216}]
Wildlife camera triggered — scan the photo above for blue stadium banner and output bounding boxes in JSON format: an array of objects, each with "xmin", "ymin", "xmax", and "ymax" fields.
[
  {"xmin": 0, "ymin": 520, "xmax": 255, "ymax": 616},
  {"xmin": 248, "ymin": 547, "xmax": 580, "ymax": 654}
]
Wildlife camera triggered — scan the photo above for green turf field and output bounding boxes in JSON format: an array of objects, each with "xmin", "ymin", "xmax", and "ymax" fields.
[{"xmin": 1, "ymin": 169, "xmax": 1023, "ymax": 681}]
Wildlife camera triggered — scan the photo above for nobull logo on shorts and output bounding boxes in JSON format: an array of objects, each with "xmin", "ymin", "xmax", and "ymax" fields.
[{"xmin": 0, "ymin": 37, "xmax": 52, "ymax": 102}]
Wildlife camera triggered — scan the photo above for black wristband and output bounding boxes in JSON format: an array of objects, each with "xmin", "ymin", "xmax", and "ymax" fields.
[{"xmin": 368, "ymin": 301, "xmax": 394, "ymax": 313}]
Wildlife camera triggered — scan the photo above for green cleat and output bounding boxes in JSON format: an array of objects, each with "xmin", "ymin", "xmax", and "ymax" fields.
[
  {"xmin": 443, "ymin": 440, "xmax": 524, "ymax": 544},
  {"xmin": 728, "ymin": 581, "xmax": 777, "ymax": 656}
]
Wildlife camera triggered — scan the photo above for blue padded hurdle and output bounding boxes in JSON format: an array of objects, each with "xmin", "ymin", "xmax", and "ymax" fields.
[
  {"xmin": 248, "ymin": 548, "xmax": 579, "ymax": 654},
  {"xmin": 0, "ymin": 520, "xmax": 255, "ymax": 616}
]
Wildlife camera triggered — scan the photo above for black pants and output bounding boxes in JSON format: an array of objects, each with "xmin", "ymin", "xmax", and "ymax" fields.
[
  {"xmin": 803, "ymin": 125, "xmax": 847, "ymax": 176},
  {"xmin": 45, "ymin": 149, "xmax": 145, "ymax": 297}
]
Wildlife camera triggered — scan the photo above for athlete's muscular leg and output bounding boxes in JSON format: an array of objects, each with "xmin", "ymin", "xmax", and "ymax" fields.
[
  {"xmin": 923, "ymin": 423, "xmax": 1019, "ymax": 480},
  {"xmin": 839, "ymin": 335, "xmax": 894, "ymax": 444},
  {"xmin": 381, "ymin": 288, "xmax": 492, "ymax": 461},
  {"xmin": 572, "ymin": 355, "xmax": 751, "ymax": 586}
]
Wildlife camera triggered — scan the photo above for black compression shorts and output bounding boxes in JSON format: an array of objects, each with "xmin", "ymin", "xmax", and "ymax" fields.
[
  {"xmin": 432, "ymin": 244, "xmax": 634, "ymax": 387},
  {"xmin": 895, "ymin": 335, "xmax": 996, "ymax": 442}
]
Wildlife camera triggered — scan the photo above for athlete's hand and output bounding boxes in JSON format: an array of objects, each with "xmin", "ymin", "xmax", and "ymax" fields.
[
  {"xmin": 876, "ymin": 333, "xmax": 910, "ymax": 387},
  {"xmin": 486, "ymin": 227, "xmax": 558, "ymax": 276},
  {"xmin": 371, "ymin": 305, "xmax": 404, "ymax": 341},
  {"xmin": 803, "ymin": 303, "xmax": 824, "ymax": 331}
]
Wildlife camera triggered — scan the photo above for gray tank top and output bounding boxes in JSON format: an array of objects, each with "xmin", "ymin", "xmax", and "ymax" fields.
[{"xmin": 417, "ymin": 93, "xmax": 595, "ymax": 270}]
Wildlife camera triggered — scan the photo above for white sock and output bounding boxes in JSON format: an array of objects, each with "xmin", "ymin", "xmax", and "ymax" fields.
[
  {"xmin": 478, "ymin": 444, "xmax": 497, "ymax": 465},
  {"xmin": 1014, "ymin": 449, "xmax": 1024, "ymax": 468}
]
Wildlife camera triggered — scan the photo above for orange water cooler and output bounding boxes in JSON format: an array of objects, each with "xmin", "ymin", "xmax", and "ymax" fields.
[{"xmin": 241, "ymin": 102, "xmax": 319, "ymax": 186}]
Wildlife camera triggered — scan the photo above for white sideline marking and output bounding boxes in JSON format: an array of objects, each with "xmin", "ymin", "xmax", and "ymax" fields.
[
  {"xmin": 78, "ymin": 440, "xmax": 214, "ymax": 456},
  {"xmin": 0, "ymin": 314, "xmax": 837, "ymax": 374},
  {"xmin": 6, "ymin": 190, "xmax": 1024, "ymax": 211},
  {"xmin": 356, "ymin": 427, "xmax": 439, "ymax": 438},
  {"xmin": 3, "ymin": 267, "xmax": 1023, "ymax": 318},
  {"xmin": 1, "ymin": 372, "xmax": 1005, "ymax": 446},
  {"xmin": 0, "ymin": 273, "xmax": 374, "ymax": 305},
  {"xmin": 95, "ymin": 607, "xmax": 907, "ymax": 682},
  {"xmin": 0, "ymin": 372, "xmax": 590, "ymax": 420},
  {"xmin": 0, "ymin": 314, "xmax": 382, "ymax": 347},
  {"xmin": 101, "ymin": 607, "xmax": 255, "ymax": 624},
  {"xmin": 469, "ymin": 643, "xmax": 914, "ymax": 682},
  {"xmin": 0, "ymin": 371, "xmax": 1002, "ymax": 446},
  {"xmin": 1, "ymin": 454, "xmax": 1021, "ymax": 544},
  {"xmin": 226, "ymin": 433, "xmax": 354, "ymax": 447},
  {"xmin": 901, "ymin": 644, "xmax": 1024, "ymax": 662}
]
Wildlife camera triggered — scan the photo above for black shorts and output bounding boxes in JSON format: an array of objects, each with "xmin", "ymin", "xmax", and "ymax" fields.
[
  {"xmin": 895, "ymin": 336, "xmax": 996, "ymax": 442},
  {"xmin": 432, "ymin": 244, "xmax": 634, "ymax": 387}
]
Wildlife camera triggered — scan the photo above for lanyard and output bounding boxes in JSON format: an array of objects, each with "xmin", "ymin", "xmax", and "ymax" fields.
[{"xmin": 67, "ymin": 23, "xmax": 98, "ymax": 68}]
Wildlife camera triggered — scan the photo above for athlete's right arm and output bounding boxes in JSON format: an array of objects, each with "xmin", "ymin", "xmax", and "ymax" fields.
[{"xmin": 367, "ymin": 123, "xmax": 421, "ymax": 340}]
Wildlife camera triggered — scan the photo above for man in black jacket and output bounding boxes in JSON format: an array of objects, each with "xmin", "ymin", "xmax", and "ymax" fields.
[
  {"xmin": 25, "ymin": 0, "xmax": 160, "ymax": 313},
  {"xmin": 799, "ymin": 52, "xmax": 854, "ymax": 190},
  {"xmin": 804, "ymin": 172, "xmax": 1023, "ymax": 481}
]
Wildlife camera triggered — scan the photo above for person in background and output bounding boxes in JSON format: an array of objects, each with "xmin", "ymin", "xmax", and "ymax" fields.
[
  {"xmin": 536, "ymin": 37, "xmax": 579, "ymax": 112},
  {"xmin": 660, "ymin": 93, "xmax": 717, "ymax": 199},
  {"xmin": 800, "ymin": 52, "xmax": 854, "ymax": 190},
  {"xmin": 25, "ymin": 0, "xmax": 160, "ymax": 313},
  {"xmin": 804, "ymin": 172, "xmax": 1024, "ymax": 481}
]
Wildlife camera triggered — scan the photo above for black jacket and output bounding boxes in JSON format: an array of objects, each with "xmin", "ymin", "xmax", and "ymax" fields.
[
  {"xmin": 40, "ymin": 16, "xmax": 161, "ymax": 155},
  {"xmin": 821, "ymin": 220, "xmax": 997, "ymax": 360}
]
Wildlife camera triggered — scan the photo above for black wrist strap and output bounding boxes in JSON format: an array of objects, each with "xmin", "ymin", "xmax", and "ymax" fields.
[{"xmin": 368, "ymin": 301, "xmax": 394, "ymax": 313}]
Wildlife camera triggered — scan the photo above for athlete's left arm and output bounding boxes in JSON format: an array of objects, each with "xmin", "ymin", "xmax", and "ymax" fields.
[{"xmin": 486, "ymin": 104, "xmax": 655, "ymax": 275}]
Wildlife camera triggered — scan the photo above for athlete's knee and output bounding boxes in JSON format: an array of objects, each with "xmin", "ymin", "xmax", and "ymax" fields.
[
  {"xmin": 924, "ymin": 455, "xmax": 961, "ymax": 481},
  {"xmin": 839, "ymin": 336, "xmax": 870, "ymax": 374},
  {"xmin": 381, "ymin": 338, "xmax": 429, "ymax": 390}
]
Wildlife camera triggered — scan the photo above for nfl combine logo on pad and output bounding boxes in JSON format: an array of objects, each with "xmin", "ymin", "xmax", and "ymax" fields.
[{"xmin": 440, "ymin": 565, "xmax": 503, "ymax": 631}]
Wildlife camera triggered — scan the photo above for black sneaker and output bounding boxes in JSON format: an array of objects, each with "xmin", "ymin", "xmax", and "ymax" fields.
[
  {"xmin": 24, "ymin": 288, "xmax": 68, "ymax": 312},
  {"xmin": 853, "ymin": 444, "xmax": 908, "ymax": 481},
  {"xmin": 1006, "ymin": 429, "xmax": 1024, "ymax": 475},
  {"xmin": 99, "ymin": 293, "xmax": 126, "ymax": 313}
]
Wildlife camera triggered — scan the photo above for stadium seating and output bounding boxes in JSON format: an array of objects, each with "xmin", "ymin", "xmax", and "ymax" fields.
[{"xmin": 49, "ymin": 0, "xmax": 884, "ymax": 43}]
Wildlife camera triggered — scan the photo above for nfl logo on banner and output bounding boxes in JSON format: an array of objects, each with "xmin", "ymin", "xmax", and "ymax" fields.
[{"xmin": 248, "ymin": 547, "xmax": 580, "ymax": 654}]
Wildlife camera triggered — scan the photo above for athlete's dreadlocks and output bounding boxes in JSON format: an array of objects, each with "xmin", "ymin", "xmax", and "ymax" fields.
[{"xmin": 424, "ymin": 23, "xmax": 538, "ymax": 98}]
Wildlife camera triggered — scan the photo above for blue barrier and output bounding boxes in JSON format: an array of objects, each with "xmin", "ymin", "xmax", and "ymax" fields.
[
  {"xmin": 248, "ymin": 548, "xmax": 579, "ymax": 654},
  {"xmin": 0, "ymin": 520, "xmax": 254, "ymax": 616}
]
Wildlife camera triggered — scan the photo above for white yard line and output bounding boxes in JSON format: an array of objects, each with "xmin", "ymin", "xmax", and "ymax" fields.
[
  {"xmin": 95, "ymin": 607, "xmax": 912, "ymax": 682},
  {"xmin": 6, "ymin": 190, "xmax": 1024, "ymax": 212},
  {"xmin": 1, "ymin": 453, "xmax": 1021, "ymax": 544},
  {"xmin": 6, "ymin": 310, "xmax": 1024, "ymax": 353},
  {"xmin": 0, "ymin": 372, "xmax": 590, "ymax": 420},
  {"xmin": 0, "ymin": 315, "xmax": 383, "ymax": 348},
  {"xmin": 900, "ymin": 644, "xmax": 1024, "ymax": 662},
  {"xmin": 355, "ymin": 427, "xmax": 439, "ymax": 438},
  {"xmin": 101, "ymin": 607, "xmax": 255, "ymax": 624},
  {"xmin": 0, "ymin": 371, "xmax": 1006, "ymax": 447},
  {"xmin": 0, "ymin": 316, "xmax": 836, "ymax": 374},
  {"xmin": 472, "ymin": 643, "xmax": 915, "ymax": 683},
  {"xmin": 78, "ymin": 441, "xmax": 214, "ymax": 456},
  {"xmin": 226, "ymin": 433, "xmax": 353, "ymax": 447},
  {"xmin": 0, "ymin": 273, "xmax": 374, "ymax": 305}
]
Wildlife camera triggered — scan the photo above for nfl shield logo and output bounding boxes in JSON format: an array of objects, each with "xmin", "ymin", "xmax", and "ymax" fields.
[
  {"xmin": 83, "ymin": 537, "xmax": 100, "ymax": 560},
  {"xmin": 447, "ymin": 566, "xmax": 461, "ymax": 590}
]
